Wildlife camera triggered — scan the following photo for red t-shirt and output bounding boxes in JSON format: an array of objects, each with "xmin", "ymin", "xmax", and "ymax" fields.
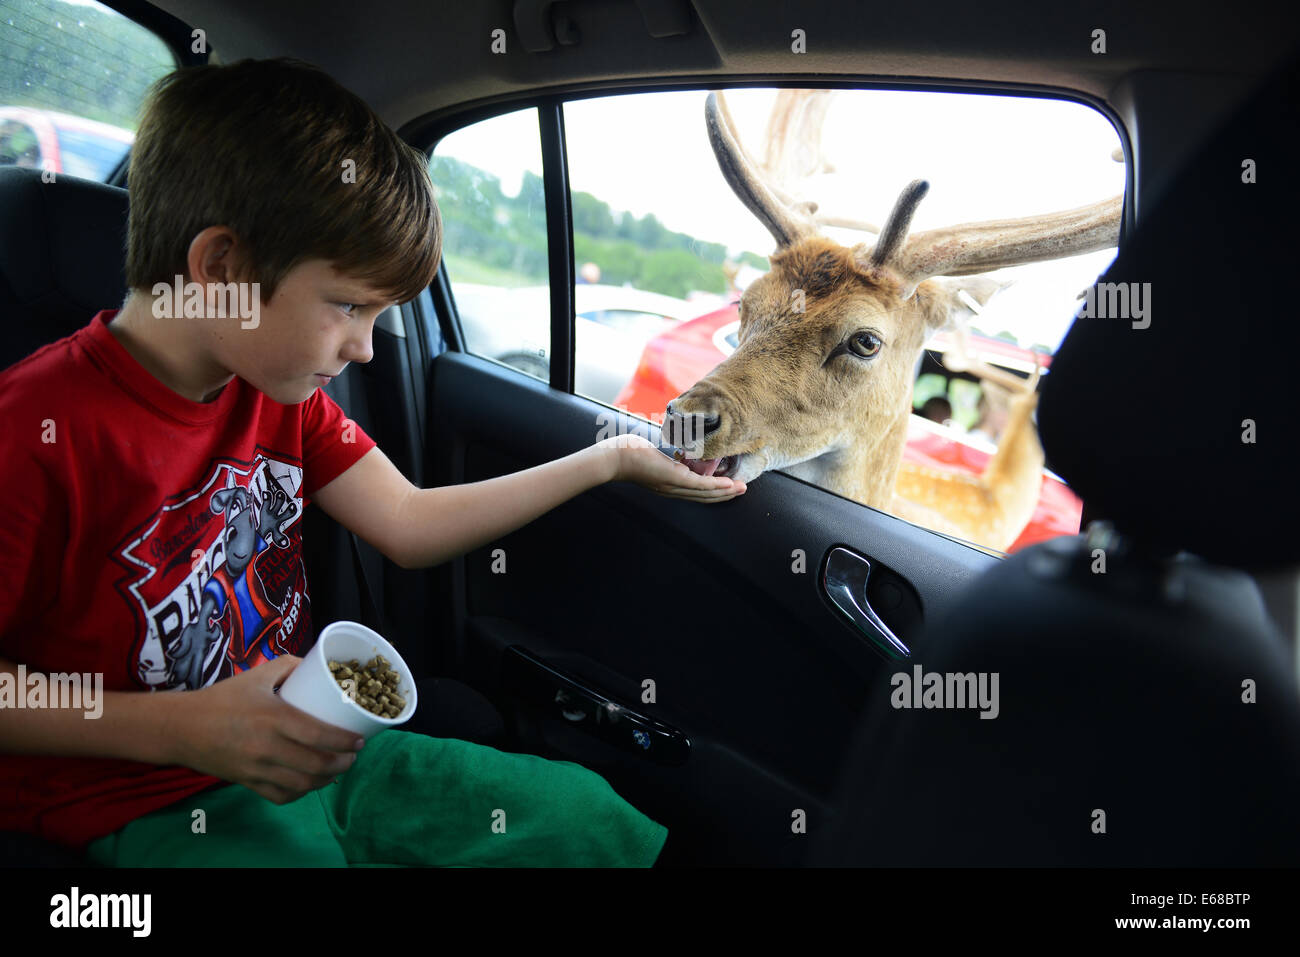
[{"xmin": 0, "ymin": 309, "xmax": 377, "ymax": 849}]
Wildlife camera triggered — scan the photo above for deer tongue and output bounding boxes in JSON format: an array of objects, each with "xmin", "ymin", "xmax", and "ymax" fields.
[{"xmin": 683, "ymin": 457, "xmax": 722, "ymax": 477}]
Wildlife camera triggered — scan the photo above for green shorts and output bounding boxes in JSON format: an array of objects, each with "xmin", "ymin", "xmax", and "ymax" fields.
[{"xmin": 85, "ymin": 730, "xmax": 667, "ymax": 867}]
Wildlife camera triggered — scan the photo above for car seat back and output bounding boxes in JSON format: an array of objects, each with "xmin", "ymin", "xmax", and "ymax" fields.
[{"xmin": 0, "ymin": 167, "xmax": 130, "ymax": 370}]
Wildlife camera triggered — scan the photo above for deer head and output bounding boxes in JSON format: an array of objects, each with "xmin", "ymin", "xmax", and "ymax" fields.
[{"xmin": 662, "ymin": 90, "xmax": 1121, "ymax": 523}]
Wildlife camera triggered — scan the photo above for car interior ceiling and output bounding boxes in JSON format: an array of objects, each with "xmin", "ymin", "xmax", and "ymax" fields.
[{"xmin": 3, "ymin": 0, "xmax": 1298, "ymax": 867}]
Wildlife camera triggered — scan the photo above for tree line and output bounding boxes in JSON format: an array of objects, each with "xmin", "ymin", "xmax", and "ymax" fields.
[{"xmin": 431, "ymin": 153, "xmax": 768, "ymax": 299}]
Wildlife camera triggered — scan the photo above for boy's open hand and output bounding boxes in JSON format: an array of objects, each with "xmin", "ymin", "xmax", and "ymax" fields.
[
  {"xmin": 171, "ymin": 655, "xmax": 364, "ymax": 805},
  {"xmin": 596, "ymin": 434, "xmax": 746, "ymax": 501}
]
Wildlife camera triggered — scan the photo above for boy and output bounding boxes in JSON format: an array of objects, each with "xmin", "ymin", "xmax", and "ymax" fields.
[{"xmin": 0, "ymin": 57, "xmax": 743, "ymax": 866}]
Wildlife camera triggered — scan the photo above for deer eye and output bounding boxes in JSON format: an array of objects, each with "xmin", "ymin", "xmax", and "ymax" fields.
[{"xmin": 848, "ymin": 331, "xmax": 882, "ymax": 358}]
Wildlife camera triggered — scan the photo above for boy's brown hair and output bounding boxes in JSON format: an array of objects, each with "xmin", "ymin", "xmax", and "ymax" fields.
[{"xmin": 125, "ymin": 57, "xmax": 441, "ymax": 305}]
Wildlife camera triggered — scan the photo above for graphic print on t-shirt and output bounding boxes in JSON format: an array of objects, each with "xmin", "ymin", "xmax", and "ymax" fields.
[{"xmin": 116, "ymin": 452, "xmax": 313, "ymax": 690}]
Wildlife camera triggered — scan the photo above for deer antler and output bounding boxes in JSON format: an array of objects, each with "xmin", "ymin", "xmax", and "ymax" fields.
[
  {"xmin": 860, "ymin": 181, "xmax": 1122, "ymax": 297},
  {"xmin": 706, "ymin": 90, "xmax": 821, "ymax": 247},
  {"xmin": 938, "ymin": 287, "xmax": 1043, "ymax": 394},
  {"xmin": 760, "ymin": 90, "xmax": 836, "ymax": 187},
  {"xmin": 708, "ymin": 87, "xmax": 1121, "ymax": 286},
  {"xmin": 766, "ymin": 180, "xmax": 880, "ymax": 233},
  {"xmin": 941, "ymin": 317, "xmax": 1043, "ymax": 395},
  {"xmin": 809, "ymin": 211, "xmax": 881, "ymax": 233},
  {"xmin": 706, "ymin": 91, "xmax": 880, "ymax": 245}
]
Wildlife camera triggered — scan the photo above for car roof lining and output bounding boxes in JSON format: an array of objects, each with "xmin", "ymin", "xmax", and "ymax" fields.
[{"xmin": 144, "ymin": 0, "xmax": 1295, "ymax": 132}]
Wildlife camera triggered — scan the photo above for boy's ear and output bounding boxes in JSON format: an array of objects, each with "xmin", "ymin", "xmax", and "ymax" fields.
[{"xmin": 187, "ymin": 226, "xmax": 249, "ymax": 286}]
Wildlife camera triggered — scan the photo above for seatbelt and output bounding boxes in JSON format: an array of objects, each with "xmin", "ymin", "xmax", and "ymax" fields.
[
  {"xmin": 348, "ymin": 530, "xmax": 388, "ymax": 641},
  {"xmin": 324, "ymin": 373, "xmax": 389, "ymax": 642}
]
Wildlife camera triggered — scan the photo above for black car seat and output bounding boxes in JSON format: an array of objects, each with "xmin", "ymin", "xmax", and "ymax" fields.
[
  {"xmin": 0, "ymin": 165, "xmax": 504, "ymax": 864},
  {"xmin": 807, "ymin": 48, "xmax": 1300, "ymax": 865}
]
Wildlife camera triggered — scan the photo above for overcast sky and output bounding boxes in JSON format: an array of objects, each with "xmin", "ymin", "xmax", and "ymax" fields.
[{"xmin": 439, "ymin": 87, "xmax": 1126, "ymax": 352}]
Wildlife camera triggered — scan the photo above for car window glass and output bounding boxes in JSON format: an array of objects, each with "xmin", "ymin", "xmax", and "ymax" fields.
[
  {"xmin": 563, "ymin": 87, "xmax": 1124, "ymax": 555},
  {"xmin": 564, "ymin": 91, "xmax": 741, "ymax": 408},
  {"xmin": 431, "ymin": 107, "xmax": 549, "ymax": 383},
  {"xmin": 0, "ymin": 0, "xmax": 175, "ymax": 181}
]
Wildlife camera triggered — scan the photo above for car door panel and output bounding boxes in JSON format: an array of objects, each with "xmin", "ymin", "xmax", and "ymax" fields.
[{"xmin": 425, "ymin": 349, "xmax": 999, "ymax": 863}]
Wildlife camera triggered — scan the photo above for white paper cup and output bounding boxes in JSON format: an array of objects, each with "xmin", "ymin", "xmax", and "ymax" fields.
[{"xmin": 276, "ymin": 620, "xmax": 418, "ymax": 738}]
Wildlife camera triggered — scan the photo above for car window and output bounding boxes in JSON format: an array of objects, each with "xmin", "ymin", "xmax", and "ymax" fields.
[
  {"xmin": 0, "ymin": 0, "xmax": 175, "ymax": 182},
  {"xmin": 561, "ymin": 87, "xmax": 1124, "ymax": 555},
  {"xmin": 430, "ymin": 106, "xmax": 549, "ymax": 382}
]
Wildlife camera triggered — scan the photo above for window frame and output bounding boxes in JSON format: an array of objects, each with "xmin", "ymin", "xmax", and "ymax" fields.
[{"xmin": 93, "ymin": 0, "xmax": 206, "ymax": 70}]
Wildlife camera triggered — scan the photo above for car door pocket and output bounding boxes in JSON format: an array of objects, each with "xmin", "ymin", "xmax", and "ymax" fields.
[
  {"xmin": 821, "ymin": 546, "xmax": 916, "ymax": 660},
  {"xmin": 501, "ymin": 645, "xmax": 690, "ymax": 766}
]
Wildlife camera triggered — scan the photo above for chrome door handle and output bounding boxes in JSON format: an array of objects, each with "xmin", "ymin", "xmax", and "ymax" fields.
[{"xmin": 822, "ymin": 547, "xmax": 911, "ymax": 660}]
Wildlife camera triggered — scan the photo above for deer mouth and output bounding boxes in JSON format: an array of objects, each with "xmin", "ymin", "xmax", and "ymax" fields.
[{"xmin": 674, "ymin": 450, "xmax": 745, "ymax": 478}]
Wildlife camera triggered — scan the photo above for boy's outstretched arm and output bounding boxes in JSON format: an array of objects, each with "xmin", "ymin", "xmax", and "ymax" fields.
[{"xmin": 311, "ymin": 436, "xmax": 744, "ymax": 572}]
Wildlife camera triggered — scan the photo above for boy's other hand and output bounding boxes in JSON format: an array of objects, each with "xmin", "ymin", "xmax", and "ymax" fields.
[
  {"xmin": 596, "ymin": 435, "xmax": 746, "ymax": 502},
  {"xmin": 172, "ymin": 655, "xmax": 365, "ymax": 805}
]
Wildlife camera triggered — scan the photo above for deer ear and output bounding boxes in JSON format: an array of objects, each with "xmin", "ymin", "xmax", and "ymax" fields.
[
  {"xmin": 912, "ymin": 279, "xmax": 957, "ymax": 333},
  {"xmin": 915, "ymin": 276, "xmax": 1011, "ymax": 332},
  {"xmin": 940, "ymin": 275, "xmax": 1009, "ymax": 309}
]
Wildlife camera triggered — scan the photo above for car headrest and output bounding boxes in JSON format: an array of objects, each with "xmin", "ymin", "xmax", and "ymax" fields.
[
  {"xmin": 0, "ymin": 166, "xmax": 129, "ymax": 372},
  {"xmin": 1039, "ymin": 47, "xmax": 1300, "ymax": 569}
]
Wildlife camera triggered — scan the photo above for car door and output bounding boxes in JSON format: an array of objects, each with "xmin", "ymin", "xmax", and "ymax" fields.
[{"xmin": 398, "ymin": 88, "xmax": 1102, "ymax": 866}]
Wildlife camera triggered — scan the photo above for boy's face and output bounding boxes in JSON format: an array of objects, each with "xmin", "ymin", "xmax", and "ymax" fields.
[{"xmin": 213, "ymin": 258, "xmax": 396, "ymax": 406}]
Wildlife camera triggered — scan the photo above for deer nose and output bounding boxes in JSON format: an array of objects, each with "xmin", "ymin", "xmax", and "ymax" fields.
[{"xmin": 663, "ymin": 401, "xmax": 722, "ymax": 451}]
